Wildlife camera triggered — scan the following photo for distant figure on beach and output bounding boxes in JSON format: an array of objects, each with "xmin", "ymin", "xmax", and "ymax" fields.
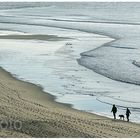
[
  {"xmin": 126, "ymin": 108, "xmax": 131, "ymax": 122},
  {"xmin": 111, "ymin": 104, "xmax": 117, "ymax": 119}
]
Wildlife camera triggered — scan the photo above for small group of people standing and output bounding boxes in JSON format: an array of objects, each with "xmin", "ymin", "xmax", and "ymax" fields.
[{"xmin": 111, "ymin": 104, "xmax": 131, "ymax": 122}]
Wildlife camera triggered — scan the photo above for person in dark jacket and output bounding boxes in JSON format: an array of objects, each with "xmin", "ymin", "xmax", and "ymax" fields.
[
  {"xmin": 126, "ymin": 108, "xmax": 131, "ymax": 122},
  {"xmin": 111, "ymin": 104, "xmax": 117, "ymax": 119}
]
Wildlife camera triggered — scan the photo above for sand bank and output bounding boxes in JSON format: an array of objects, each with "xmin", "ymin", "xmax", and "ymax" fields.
[
  {"xmin": 0, "ymin": 34, "xmax": 70, "ymax": 41},
  {"xmin": 0, "ymin": 67, "xmax": 140, "ymax": 138}
]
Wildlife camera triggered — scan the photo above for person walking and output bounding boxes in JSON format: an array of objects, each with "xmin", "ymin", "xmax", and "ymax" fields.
[
  {"xmin": 126, "ymin": 108, "xmax": 131, "ymax": 122},
  {"xmin": 111, "ymin": 104, "xmax": 117, "ymax": 119}
]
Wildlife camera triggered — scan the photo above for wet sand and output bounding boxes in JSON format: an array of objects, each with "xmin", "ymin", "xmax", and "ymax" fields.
[
  {"xmin": 0, "ymin": 34, "xmax": 70, "ymax": 41},
  {"xmin": 0, "ymin": 67, "xmax": 140, "ymax": 138}
]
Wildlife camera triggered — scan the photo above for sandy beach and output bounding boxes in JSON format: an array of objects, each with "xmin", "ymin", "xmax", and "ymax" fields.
[{"xmin": 0, "ymin": 67, "xmax": 139, "ymax": 138}]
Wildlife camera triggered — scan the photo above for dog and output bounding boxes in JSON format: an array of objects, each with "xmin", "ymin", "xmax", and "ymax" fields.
[{"xmin": 119, "ymin": 115, "xmax": 125, "ymax": 120}]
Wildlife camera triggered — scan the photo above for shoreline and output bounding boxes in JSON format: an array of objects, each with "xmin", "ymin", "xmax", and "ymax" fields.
[
  {"xmin": 0, "ymin": 66, "xmax": 72, "ymax": 109},
  {"xmin": 0, "ymin": 66, "xmax": 140, "ymax": 137}
]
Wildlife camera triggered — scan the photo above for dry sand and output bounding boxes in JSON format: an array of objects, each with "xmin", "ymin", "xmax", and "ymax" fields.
[{"xmin": 0, "ymin": 67, "xmax": 140, "ymax": 138}]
